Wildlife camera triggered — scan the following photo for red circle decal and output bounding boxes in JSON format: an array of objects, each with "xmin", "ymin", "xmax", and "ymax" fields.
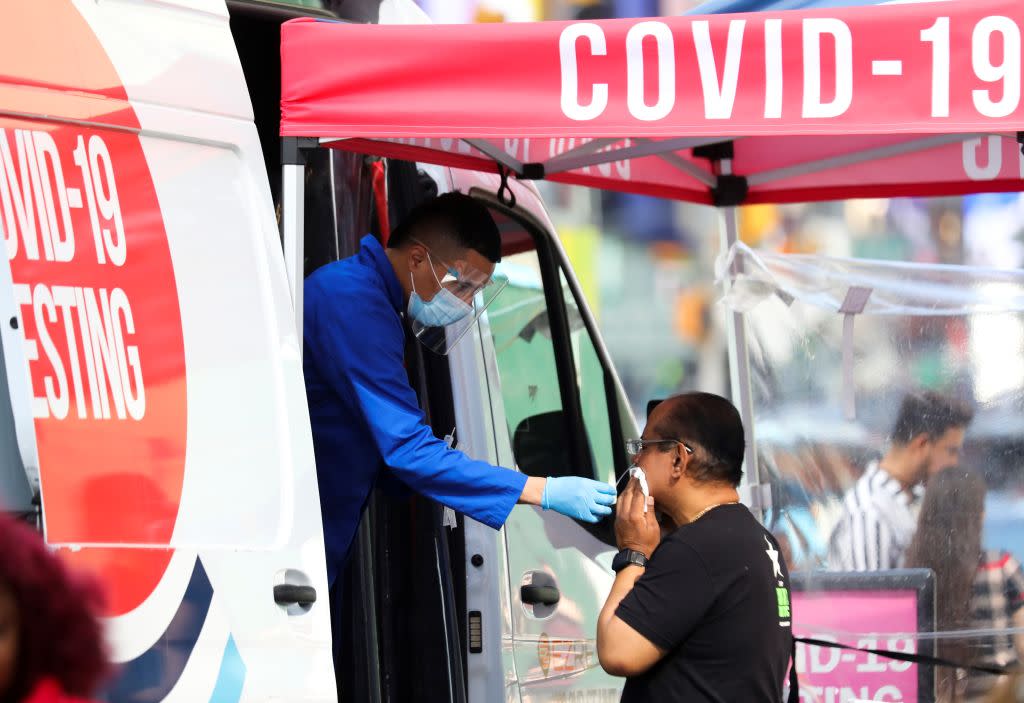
[{"xmin": 1, "ymin": 3, "xmax": 187, "ymax": 616}]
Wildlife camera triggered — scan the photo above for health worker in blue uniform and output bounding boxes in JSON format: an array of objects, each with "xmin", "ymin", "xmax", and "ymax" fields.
[{"xmin": 303, "ymin": 193, "xmax": 616, "ymax": 643}]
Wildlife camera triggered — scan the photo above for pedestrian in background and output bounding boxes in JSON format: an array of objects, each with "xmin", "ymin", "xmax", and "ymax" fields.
[
  {"xmin": 0, "ymin": 514, "xmax": 109, "ymax": 703},
  {"xmin": 904, "ymin": 468, "xmax": 1024, "ymax": 702},
  {"xmin": 982, "ymin": 674, "xmax": 1024, "ymax": 703},
  {"xmin": 828, "ymin": 391, "xmax": 973, "ymax": 572}
]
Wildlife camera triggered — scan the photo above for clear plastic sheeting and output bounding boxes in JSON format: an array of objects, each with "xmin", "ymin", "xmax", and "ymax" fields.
[
  {"xmin": 717, "ymin": 243, "xmax": 1024, "ymax": 702},
  {"xmin": 718, "ymin": 242, "xmax": 1024, "ymax": 317}
]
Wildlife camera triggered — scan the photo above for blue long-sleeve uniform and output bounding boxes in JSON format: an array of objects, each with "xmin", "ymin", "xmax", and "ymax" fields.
[{"xmin": 304, "ymin": 235, "xmax": 527, "ymax": 584}]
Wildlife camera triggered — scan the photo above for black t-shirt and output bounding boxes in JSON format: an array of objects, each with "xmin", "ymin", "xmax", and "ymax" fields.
[{"xmin": 616, "ymin": 503, "xmax": 793, "ymax": 702}]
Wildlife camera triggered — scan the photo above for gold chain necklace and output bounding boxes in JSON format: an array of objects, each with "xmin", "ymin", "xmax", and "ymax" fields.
[{"xmin": 691, "ymin": 501, "xmax": 740, "ymax": 522}]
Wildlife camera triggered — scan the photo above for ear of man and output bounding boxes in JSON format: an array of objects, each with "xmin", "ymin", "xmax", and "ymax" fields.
[
  {"xmin": 408, "ymin": 241, "xmax": 429, "ymax": 266},
  {"xmin": 910, "ymin": 433, "xmax": 932, "ymax": 451},
  {"xmin": 674, "ymin": 447, "xmax": 689, "ymax": 479}
]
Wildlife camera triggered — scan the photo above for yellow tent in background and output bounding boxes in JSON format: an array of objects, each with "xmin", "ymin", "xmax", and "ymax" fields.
[
  {"xmin": 559, "ymin": 225, "xmax": 601, "ymax": 321},
  {"xmin": 739, "ymin": 204, "xmax": 779, "ymax": 247}
]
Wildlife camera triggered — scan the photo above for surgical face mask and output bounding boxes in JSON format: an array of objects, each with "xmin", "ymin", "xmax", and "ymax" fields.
[
  {"xmin": 616, "ymin": 465, "xmax": 650, "ymax": 513},
  {"xmin": 406, "ymin": 241, "xmax": 508, "ymax": 355},
  {"xmin": 408, "ymin": 257, "xmax": 473, "ymax": 328}
]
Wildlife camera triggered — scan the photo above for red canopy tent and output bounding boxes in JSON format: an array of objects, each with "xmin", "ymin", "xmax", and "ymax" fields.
[
  {"xmin": 279, "ymin": 0, "xmax": 1024, "ymax": 495},
  {"xmin": 282, "ymin": 0, "xmax": 1024, "ymax": 205}
]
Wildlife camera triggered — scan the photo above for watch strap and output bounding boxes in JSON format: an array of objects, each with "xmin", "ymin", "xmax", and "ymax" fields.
[{"xmin": 612, "ymin": 548, "xmax": 649, "ymax": 572}]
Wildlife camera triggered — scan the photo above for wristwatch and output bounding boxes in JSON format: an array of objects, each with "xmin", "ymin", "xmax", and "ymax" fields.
[{"xmin": 612, "ymin": 548, "xmax": 649, "ymax": 572}]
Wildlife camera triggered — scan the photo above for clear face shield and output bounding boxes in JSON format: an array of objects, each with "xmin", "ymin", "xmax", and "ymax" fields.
[{"xmin": 408, "ymin": 246, "xmax": 509, "ymax": 355}]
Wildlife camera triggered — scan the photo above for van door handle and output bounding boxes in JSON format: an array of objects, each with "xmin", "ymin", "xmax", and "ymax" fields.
[
  {"xmin": 274, "ymin": 583, "xmax": 317, "ymax": 606},
  {"xmin": 520, "ymin": 584, "xmax": 560, "ymax": 606}
]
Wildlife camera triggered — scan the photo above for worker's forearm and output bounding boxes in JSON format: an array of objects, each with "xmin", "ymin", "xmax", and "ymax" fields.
[
  {"xmin": 518, "ymin": 476, "xmax": 546, "ymax": 505},
  {"xmin": 598, "ymin": 565, "xmax": 645, "ymax": 640}
]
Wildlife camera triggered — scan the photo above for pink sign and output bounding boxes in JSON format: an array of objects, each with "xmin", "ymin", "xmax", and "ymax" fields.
[{"xmin": 793, "ymin": 590, "xmax": 922, "ymax": 703}]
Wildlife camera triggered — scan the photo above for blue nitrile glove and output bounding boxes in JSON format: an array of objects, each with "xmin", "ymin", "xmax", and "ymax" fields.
[{"xmin": 541, "ymin": 476, "xmax": 617, "ymax": 523}]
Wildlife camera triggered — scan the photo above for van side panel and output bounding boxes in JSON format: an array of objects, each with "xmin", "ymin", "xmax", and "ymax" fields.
[{"xmin": 0, "ymin": 2, "xmax": 333, "ymax": 700}]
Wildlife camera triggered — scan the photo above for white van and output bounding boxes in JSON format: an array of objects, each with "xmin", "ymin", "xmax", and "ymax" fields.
[{"xmin": 0, "ymin": 2, "xmax": 636, "ymax": 700}]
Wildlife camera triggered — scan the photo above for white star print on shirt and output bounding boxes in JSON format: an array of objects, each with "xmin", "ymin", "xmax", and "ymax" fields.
[{"xmin": 764, "ymin": 535, "xmax": 783, "ymax": 579}]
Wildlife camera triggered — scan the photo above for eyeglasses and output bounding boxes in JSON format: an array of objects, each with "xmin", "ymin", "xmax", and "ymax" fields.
[
  {"xmin": 411, "ymin": 238, "xmax": 507, "ymax": 302},
  {"xmin": 625, "ymin": 438, "xmax": 694, "ymax": 458}
]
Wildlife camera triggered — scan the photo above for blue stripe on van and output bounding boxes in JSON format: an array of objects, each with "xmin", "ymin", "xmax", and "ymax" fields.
[
  {"xmin": 101, "ymin": 558, "xmax": 213, "ymax": 703},
  {"xmin": 209, "ymin": 636, "xmax": 247, "ymax": 703}
]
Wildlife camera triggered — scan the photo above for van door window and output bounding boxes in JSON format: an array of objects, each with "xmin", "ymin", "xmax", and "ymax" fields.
[
  {"xmin": 487, "ymin": 250, "xmax": 569, "ymax": 478},
  {"xmin": 303, "ymin": 150, "xmax": 375, "ymax": 274},
  {"xmin": 561, "ymin": 270, "xmax": 616, "ymax": 483},
  {"xmin": 485, "ymin": 212, "xmax": 626, "ymax": 486}
]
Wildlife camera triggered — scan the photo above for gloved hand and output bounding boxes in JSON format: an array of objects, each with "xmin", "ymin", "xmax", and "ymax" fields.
[{"xmin": 541, "ymin": 476, "xmax": 617, "ymax": 523}]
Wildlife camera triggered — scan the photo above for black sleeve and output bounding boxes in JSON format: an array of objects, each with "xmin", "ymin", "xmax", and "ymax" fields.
[{"xmin": 615, "ymin": 538, "xmax": 715, "ymax": 651}]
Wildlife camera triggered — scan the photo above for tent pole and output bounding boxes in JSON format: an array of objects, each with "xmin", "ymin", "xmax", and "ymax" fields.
[
  {"xmin": 282, "ymin": 137, "xmax": 315, "ymax": 353},
  {"xmin": 717, "ymin": 159, "xmax": 767, "ymax": 520}
]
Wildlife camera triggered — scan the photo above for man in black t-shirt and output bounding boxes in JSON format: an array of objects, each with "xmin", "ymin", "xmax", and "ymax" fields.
[{"xmin": 597, "ymin": 393, "xmax": 793, "ymax": 702}]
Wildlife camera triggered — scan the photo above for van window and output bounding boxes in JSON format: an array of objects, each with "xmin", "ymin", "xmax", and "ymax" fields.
[
  {"xmin": 561, "ymin": 270, "xmax": 616, "ymax": 482},
  {"xmin": 487, "ymin": 249, "xmax": 563, "ymax": 478},
  {"xmin": 303, "ymin": 149, "xmax": 376, "ymax": 274},
  {"xmin": 486, "ymin": 211, "xmax": 624, "ymax": 485}
]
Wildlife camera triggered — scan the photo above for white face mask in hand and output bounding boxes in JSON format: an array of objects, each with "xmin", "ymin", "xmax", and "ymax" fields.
[{"xmin": 616, "ymin": 466, "xmax": 650, "ymax": 513}]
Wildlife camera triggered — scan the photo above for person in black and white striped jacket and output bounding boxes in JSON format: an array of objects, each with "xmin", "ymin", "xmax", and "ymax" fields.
[{"xmin": 827, "ymin": 391, "xmax": 973, "ymax": 572}]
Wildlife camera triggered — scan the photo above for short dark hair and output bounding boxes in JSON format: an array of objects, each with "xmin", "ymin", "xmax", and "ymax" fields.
[
  {"xmin": 388, "ymin": 192, "xmax": 502, "ymax": 263},
  {"xmin": 890, "ymin": 391, "xmax": 974, "ymax": 446},
  {"xmin": 652, "ymin": 392, "xmax": 745, "ymax": 487}
]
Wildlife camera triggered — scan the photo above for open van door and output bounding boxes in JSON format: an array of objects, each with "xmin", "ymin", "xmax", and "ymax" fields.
[{"xmin": 449, "ymin": 172, "xmax": 637, "ymax": 702}]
